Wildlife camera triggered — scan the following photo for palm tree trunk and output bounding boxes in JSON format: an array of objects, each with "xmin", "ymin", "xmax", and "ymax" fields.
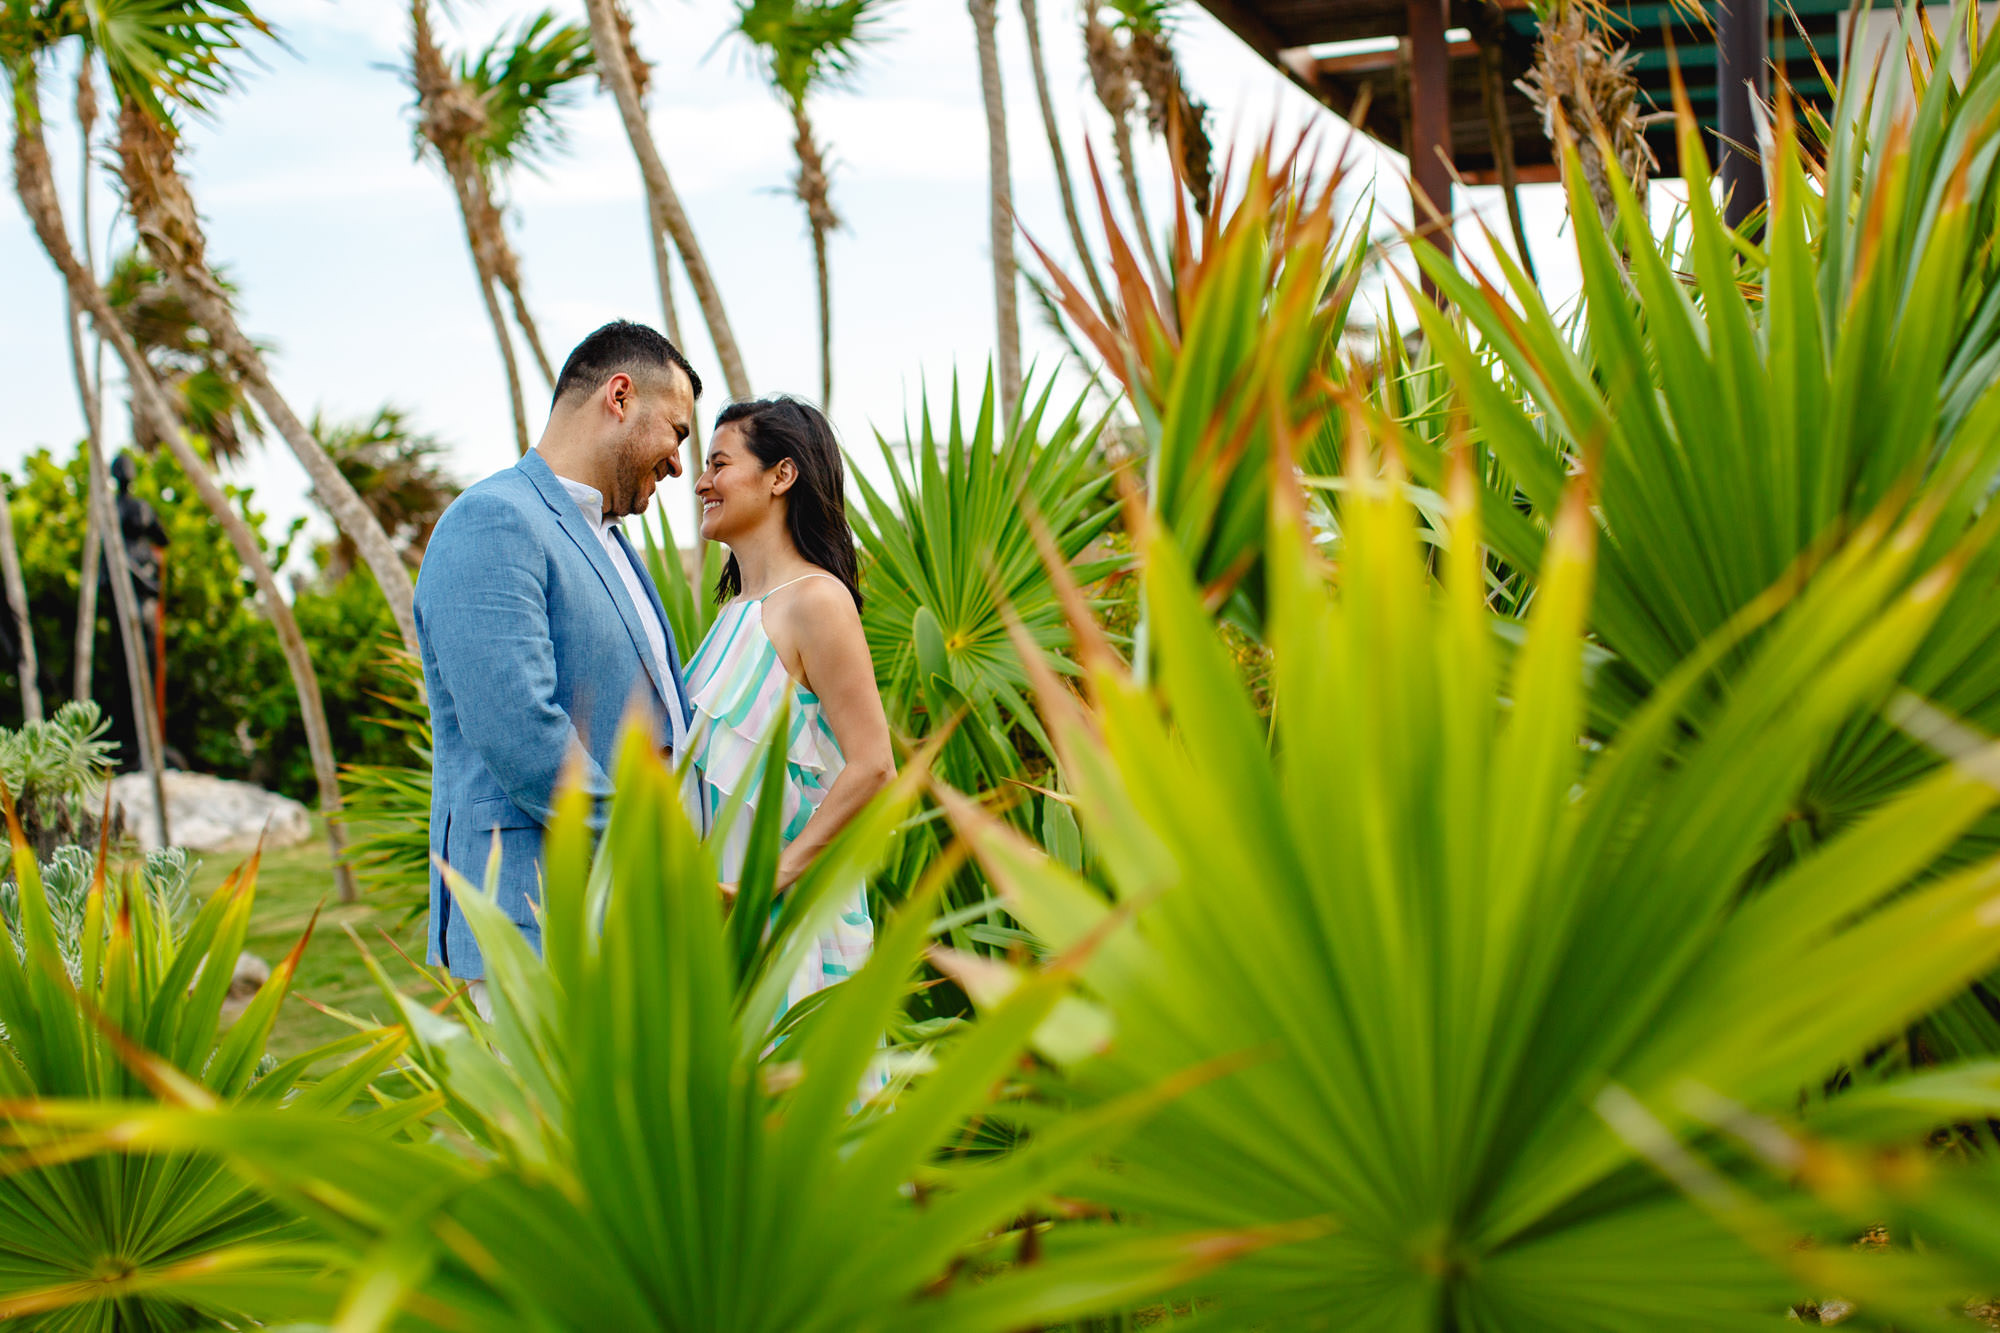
[
  {"xmin": 503, "ymin": 274, "xmax": 557, "ymax": 388},
  {"xmin": 646, "ymin": 212, "xmax": 708, "ymax": 568},
  {"xmin": 412, "ymin": 1, "xmax": 536, "ymax": 449},
  {"xmin": 1018, "ymin": 0, "xmax": 1112, "ymax": 314},
  {"xmin": 584, "ymin": 0, "xmax": 753, "ymax": 401},
  {"xmin": 1112, "ymin": 116, "xmax": 1170, "ymax": 298},
  {"xmin": 113, "ymin": 102, "xmax": 419, "ymax": 655},
  {"xmin": 0, "ymin": 474, "xmax": 41, "ymax": 725},
  {"xmin": 16, "ymin": 99, "xmax": 354, "ymax": 890},
  {"xmin": 73, "ymin": 65, "xmax": 100, "ymax": 705},
  {"xmin": 65, "ymin": 298, "xmax": 170, "ymax": 847},
  {"xmin": 788, "ymin": 100, "xmax": 837, "ymax": 411},
  {"xmin": 811, "ymin": 217, "xmax": 832, "ymax": 409},
  {"xmin": 969, "ymin": 0, "xmax": 1022, "ymax": 423},
  {"xmin": 483, "ymin": 263, "xmax": 532, "ymax": 455},
  {"xmin": 73, "ymin": 502, "xmax": 99, "ymax": 699},
  {"xmin": 1523, "ymin": 6, "xmax": 1649, "ymax": 246}
]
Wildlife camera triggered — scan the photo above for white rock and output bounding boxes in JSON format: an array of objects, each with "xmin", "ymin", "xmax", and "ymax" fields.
[{"xmin": 110, "ymin": 770, "xmax": 313, "ymax": 854}]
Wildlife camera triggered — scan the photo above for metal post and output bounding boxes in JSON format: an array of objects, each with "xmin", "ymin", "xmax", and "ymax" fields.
[
  {"xmin": 1717, "ymin": 0, "xmax": 1768, "ymax": 228},
  {"xmin": 1407, "ymin": 0, "xmax": 1456, "ymax": 291}
]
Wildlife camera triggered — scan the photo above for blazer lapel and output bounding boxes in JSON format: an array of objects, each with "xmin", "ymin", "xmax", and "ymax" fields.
[
  {"xmin": 612, "ymin": 525, "xmax": 693, "ymax": 729},
  {"xmin": 517, "ymin": 452, "xmax": 670, "ymax": 714}
]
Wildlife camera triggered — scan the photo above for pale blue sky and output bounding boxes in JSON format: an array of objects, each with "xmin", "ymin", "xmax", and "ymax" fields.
[{"xmin": 2, "ymin": 0, "xmax": 1583, "ymax": 554}]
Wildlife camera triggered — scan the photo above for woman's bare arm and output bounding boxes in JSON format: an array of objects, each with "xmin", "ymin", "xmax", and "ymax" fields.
[{"xmin": 764, "ymin": 576, "xmax": 896, "ymax": 888}]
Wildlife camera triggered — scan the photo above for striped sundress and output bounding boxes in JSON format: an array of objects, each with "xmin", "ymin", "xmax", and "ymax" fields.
[{"xmin": 683, "ymin": 571, "xmax": 874, "ymax": 1013}]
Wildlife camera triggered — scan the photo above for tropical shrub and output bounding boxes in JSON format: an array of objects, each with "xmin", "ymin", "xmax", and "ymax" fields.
[
  {"xmin": 0, "ymin": 442, "xmax": 413, "ymax": 798},
  {"xmin": 1037, "ymin": 138, "xmax": 1369, "ymax": 634},
  {"xmin": 333, "ymin": 647, "xmax": 432, "ymax": 908},
  {"xmin": 0, "ymin": 809, "xmax": 408, "ymax": 1329},
  {"xmin": 0, "ymin": 843, "xmax": 193, "ymax": 981},
  {"xmin": 1406, "ymin": 24, "xmax": 2000, "ymax": 875},
  {"xmin": 33, "ymin": 724, "xmax": 1259, "ymax": 1329},
  {"xmin": 0, "ymin": 702, "xmax": 117, "ymax": 859},
  {"xmin": 945, "ymin": 461, "xmax": 2000, "ymax": 1327}
]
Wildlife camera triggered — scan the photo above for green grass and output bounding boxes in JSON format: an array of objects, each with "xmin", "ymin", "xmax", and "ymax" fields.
[{"xmin": 188, "ymin": 820, "xmax": 431, "ymax": 1059}]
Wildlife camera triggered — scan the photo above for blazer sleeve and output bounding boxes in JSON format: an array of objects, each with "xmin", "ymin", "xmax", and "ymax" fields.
[{"xmin": 419, "ymin": 490, "xmax": 613, "ymax": 826}]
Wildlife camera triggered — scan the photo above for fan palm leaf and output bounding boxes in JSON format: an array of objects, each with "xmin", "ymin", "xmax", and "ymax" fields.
[
  {"xmin": 944, "ymin": 441, "xmax": 2000, "ymax": 1326},
  {"xmin": 1403, "ymin": 15, "xmax": 2000, "ymax": 880},
  {"xmin": 16, "ymin": 723, "xmax": 1274, "ymax": 1329}
]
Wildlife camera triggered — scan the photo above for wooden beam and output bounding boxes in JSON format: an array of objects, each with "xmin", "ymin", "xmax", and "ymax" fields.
[
  {"xmin": 1314, "ymin": 37, "xmax": 1478, "ymax": 77},
  {"xmin": 1406, "ymin": 0, "xmax": 1455, "ymax": 288},
  {"xmin": 1455, "ymin": 161, "xmax": 1563, "ymax": 186}
]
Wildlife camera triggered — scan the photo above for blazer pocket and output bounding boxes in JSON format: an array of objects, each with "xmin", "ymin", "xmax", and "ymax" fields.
[{"xmin": 469, "ymin": 794, "xmax": 538, "ymax": 832}]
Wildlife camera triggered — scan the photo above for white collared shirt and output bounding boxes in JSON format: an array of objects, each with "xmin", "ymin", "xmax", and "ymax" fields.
[{"xmin": 553, "ymin": 474, "xmax": 689, "ymax": 757}]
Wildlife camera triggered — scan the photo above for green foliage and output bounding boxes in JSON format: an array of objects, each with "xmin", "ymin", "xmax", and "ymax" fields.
[
  {"xmin": 732, "ymin": 0, "xmax": 890, "ymax": 106},
  {"xmin": 30, "ymin": 725, "xmax": 1247, "ymax": 1330},
  {"xmin": 1, "ymin": 0, "xmax": 267, "ymax": 121},
  {"xmin": 0, "ymin": 814, "xmax": 409, "ymax": 1329},
  {"xmin": 0, "ymin": 442, "xmax": 413, "ymax": 800},
  {"xmin": 948, "ymin": 463, "xmax": 2000, "ymax": 1326},
  {"xmin": 103, "ymin": 248, "xmax": 263, "ymax": 463},
  {"xmin": 0, "ymin": 844, "xmax": 192, "ymax": 981},
  {"xmin": 1408, "ymin": 19, "xmax": 2000, "ymax": 862},
  {"xmin": 1036, "ymin": 143, "xmax": 1369, "ymax": 634},
  {"xmin": 310, "ymin": 406, "xmax": 458, "ymax": 581},
  {"xmin": 852, "ymin": 372, "xmax": 1120, "ymax": 766},
  {"xmin": 332, "ymin": 649, "xmax": 432, "ymax": 906},
  {"xmin": 0, "ymin": 701, "xmax": 115, "ymax": 855},
  {"xmin": 457, "ymin": 10, "xmax": 595, "ymax": 171}
]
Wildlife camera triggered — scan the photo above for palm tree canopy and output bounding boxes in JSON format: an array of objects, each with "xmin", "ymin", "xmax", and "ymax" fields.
[
  {"xmin": 3, "ymin": 0, "xmax": 268, "ymax": 119},
  {"xmin": 731, "ymin": 0, "xmax": 888, "ymax": 107},
  {"xmin": 310, "ymin": 406, "xmax": 459, "ymax": 576},
  {"xmin": 104, "ymin": 247, "xmax": 266, "ymax": 461},
  {"xmin": 457, "ymin": 10, "xmax": 593, "ymax": 172}
]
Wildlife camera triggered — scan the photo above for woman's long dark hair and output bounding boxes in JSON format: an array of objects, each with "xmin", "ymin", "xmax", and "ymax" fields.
[{"xmin": 711, "ymin": 396, "xmax": 863, "ymax": 610}]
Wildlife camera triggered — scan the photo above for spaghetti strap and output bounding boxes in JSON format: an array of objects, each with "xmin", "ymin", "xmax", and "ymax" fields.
[{"xmin": 755, "ymin": 570, "xmax": 842, "ymax": 601}]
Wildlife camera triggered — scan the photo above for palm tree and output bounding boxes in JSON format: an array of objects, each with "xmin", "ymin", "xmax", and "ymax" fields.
[
  {"xmin": 1018, "ymin": 0, "xmax": 1110, "ymax": 313},
  {"xmin": 731, "ymin": 0, "xmax": 888, "ymax": 410},
  {"xmin": 311, "ymin": 407, "xmax": 460, "ymax": 583},
  {"xmin": 1518, "ymin": 0, "xmax": 1653, "ymax": 240},
  {"xmin": 410, "ymin": 5, "xmax": 591, "ymax": 453},
  {"xmin": 1084, "ymin": 3, "xmax": 1214, "ymax": 279},
  {"xmin": 583, "ymin": 0, "xmax": 752, "ymax": 402},
  {"xmin": 104, "ymin": 248, "xmax": 263, "ymax": 461},
  {"xmin": 969, "ymin": 0, "xmax": 1021, "ymax": 423},
  {"xmin": 0, "ymin": 471, "xmax": 41, "ymax": 725},
  {"xmin": 1117, "ymin": 1, "xmax": 1210, "ymax": 213},
  {"xmin": 6, "ymin": 1, "xmax": 372, "ymax": 886},
  {"xmin": 69, "ymin": 61, "xmax": 100, "ymax": 704},
  {"xmin": 1081, "ymin": 4, "xmax": 1168, "ymax": 296},
  {"xmin": 458, "ymin": 12, "xmax": 592, "ymax": 388},
  {"xmin": 108, "ymin": 93, "xmax": 421, "ymax": 655}
]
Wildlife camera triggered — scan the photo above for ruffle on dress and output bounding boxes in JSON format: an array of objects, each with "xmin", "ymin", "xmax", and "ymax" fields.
[{"xmin": 685, "ymin": 610, "xmax": 844, "ymax": 804}]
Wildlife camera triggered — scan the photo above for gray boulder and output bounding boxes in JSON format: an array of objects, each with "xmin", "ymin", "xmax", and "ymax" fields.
[{"xmin": 110, "ymin": 770, "xmax": 313, "ymax": 853}]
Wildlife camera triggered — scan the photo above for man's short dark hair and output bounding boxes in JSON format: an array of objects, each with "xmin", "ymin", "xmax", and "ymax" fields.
[{"xmin": 552, "ymin": 320, "xmax": 702, "ymax": 408}]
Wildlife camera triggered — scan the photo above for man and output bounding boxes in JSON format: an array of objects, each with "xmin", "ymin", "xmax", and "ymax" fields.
[{"xmin": 417, "ymin": 320, "xmax": 699, "ymax": 1001}]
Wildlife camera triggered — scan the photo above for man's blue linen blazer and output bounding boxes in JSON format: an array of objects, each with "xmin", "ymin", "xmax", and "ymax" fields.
[{"xmin": 415, "ymin": 448, "xmax": 692, "ymax": 979}]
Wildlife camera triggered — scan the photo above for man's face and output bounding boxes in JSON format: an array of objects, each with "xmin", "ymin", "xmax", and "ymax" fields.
[{"xmin": 606, "ymin": 367, "xmax": 695, "ymax": 518}]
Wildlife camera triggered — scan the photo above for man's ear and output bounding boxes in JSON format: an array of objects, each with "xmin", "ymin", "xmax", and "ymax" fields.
[
  {"xmin": 606, "ymin": 372, "xmax": 636, "ymax": 420},
  {"xmin": 771, "ymin": 459, "xmax": 798, "ymax": 496}
]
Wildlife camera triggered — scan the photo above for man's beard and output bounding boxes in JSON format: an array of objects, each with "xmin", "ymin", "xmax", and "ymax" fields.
[{"xmin": 606, "ymin": 437, "xmax": 651, "ymax": 518}]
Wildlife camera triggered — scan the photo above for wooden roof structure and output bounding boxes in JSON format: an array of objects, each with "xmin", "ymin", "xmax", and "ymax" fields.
[{"xmin": 1196, "ymin": 0, "xmax": 1854, "ymax": 240}]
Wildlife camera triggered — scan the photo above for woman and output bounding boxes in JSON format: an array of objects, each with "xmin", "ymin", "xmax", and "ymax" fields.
[{"xmin": 682, "ymin": 396, "xmax": 895, "ymax": 1012}]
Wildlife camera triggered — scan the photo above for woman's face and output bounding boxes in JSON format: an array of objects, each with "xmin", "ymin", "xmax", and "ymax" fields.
[{"xmin": 694, "ymin": 421, "xmax": 782, "ymax": 543}]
